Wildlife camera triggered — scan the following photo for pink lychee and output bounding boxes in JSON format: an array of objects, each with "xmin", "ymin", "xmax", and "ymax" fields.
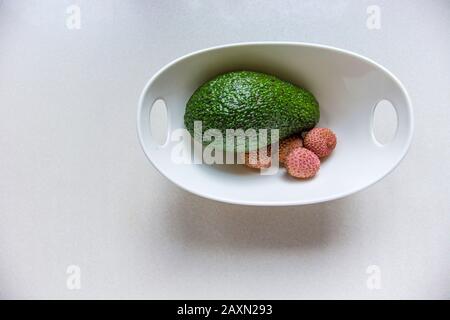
[
  {"xmin": 278, "ymin": 135, "xmax": 303, "ymax": 165},
  {"xmin": 244, "ymin": 146, "xmax": 272, "ymax": 169},
  {"xmin": 285, "ymin": 147, "xmax": 320, "ymax": 179},
  {"xmin": 303, "ymin": 128, "xmax": 337, "ymax": 158}
]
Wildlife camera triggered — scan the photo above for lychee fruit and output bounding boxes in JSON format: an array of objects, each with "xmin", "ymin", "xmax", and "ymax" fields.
[
  {"xmin": 278, "ymin": 134, "xmax": 303, "ymax": 165},
  {"xmin": 285, "ymin": 147, "xmax": 320, "ymax": 179},
  {"xmin": 244, "ymin": 146, "xmax": 272, "ymax": 169},
  {"xmin": 303, "ymin": 128, "xmax": 337, "ymax": 158}
]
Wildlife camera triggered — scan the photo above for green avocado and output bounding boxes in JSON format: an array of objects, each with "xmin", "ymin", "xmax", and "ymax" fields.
[{"xmin": 184, "ymin": 71, "xmax": 320, "ymax": 152}]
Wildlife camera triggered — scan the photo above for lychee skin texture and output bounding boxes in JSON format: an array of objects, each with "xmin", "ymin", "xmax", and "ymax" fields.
[
  {"xmin": 279, "ymin": 135, "xmax": 303, "ymax": 165},
  {"xmin": 285, "ymin": 147, "xmax": 320, "ymax": 179},
  {"xmin": 244, "ymin": 146, "xmax": 271, "ymax": 169},
  {"xmin": 303, "ymin": 128, "xmax": 337, "ymax": 158}
]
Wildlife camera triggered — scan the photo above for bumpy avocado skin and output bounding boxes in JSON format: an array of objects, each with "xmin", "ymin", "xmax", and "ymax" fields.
[{"xmin": 184, "ymin": 71, "xmax": 320, "ymax": 152}]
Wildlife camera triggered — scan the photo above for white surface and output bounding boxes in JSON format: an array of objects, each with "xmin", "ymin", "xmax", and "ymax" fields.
[
  {"xmin": 138, "ymin": 42, "xmax": 413, "ymax": 206},
  {"xmin": 0, "ymin": 0, "xmax": 449, "ymax": 299}
]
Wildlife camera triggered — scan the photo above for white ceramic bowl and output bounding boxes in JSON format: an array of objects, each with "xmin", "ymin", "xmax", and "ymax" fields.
[{"xmin": 137, "ymin": 42, "xmax": 413, "ymax": 206}]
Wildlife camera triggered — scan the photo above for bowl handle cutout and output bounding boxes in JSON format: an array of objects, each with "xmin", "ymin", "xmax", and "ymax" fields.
[
  {"xmin": 137, "ymin": 88, "xmax": 171, "ymax": 150},
  {"xmin": 370, "ymin": 96, "xmax": 413, "ymax": 151},
  {"xmin": 371, "ymin": 99, "xmax": 398, "ymax": 145},
  {"xmin": 149, "ymin": 98, "xmax": 169, "ymax": 146}
]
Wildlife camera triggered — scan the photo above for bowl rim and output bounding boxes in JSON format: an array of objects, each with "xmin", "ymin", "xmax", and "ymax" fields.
[{"xmin": 137, "ymin": 41, "xmax": 414, "ymax": 206}]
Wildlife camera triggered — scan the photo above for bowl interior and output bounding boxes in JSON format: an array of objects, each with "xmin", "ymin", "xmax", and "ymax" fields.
[{"xmin": 140, "ymin": 44, "xmax": 411, "ymax": 205}]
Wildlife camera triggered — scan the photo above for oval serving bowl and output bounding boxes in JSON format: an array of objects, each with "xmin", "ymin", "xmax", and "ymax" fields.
[{"xmin": 137, "ymin": 42, "xmax": 413, "ymax": 206}]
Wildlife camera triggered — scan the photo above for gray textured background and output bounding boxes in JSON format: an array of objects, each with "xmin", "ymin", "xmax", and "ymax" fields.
[{"xmin": 0, "ymin": 0, "xmax": 449, "ymax": 299}]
